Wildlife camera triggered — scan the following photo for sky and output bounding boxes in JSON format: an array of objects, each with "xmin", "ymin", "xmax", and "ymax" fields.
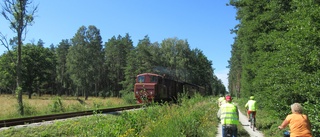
[{"xmin": 0, "ymin": 0, "xmax": 238, "ymax": 90}]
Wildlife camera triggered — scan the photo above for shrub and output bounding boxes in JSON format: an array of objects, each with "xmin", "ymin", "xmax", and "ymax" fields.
[
  {"xmin": 120, "ymin": 91, "xmax": 136, "ymax": 104},
  {"xmin": 48, "ymin": 97, "xmax": 65, "ymax": 113},
  {"xmin": 22, "ymin": 101, "xmax": 37, "ymax": 116}
]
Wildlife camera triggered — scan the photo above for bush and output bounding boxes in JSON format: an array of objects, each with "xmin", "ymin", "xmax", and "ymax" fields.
[
  {"xmin": 22, "ymin": 102, "xmax": 37, "ymax": 116},
  {"xmin": 48, "ymin": 97, "xmax": 65, "ymax": 113},
  {"xmin": 120, "ymin": 91, "xmax": 136, "ymax": 104}
]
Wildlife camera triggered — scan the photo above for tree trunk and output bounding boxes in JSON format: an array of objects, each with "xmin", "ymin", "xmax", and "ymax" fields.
[{"xmin": 17, "ymin": 31, "xmax": 24, "ymax": 115}]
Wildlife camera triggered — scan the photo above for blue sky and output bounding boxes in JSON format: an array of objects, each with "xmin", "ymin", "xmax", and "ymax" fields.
[{"xmin": 0, "ymin": 0, "xmax": 238, "ymax": 89}]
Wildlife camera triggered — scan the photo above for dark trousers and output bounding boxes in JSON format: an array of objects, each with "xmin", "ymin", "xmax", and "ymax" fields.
[{"xmin": 222, "ymin": 125, "xmax": 237, "ymax": 137}]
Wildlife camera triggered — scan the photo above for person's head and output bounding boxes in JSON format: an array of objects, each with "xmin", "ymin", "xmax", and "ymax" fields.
[
  {"xmin": 250, "ymin": 96, "xmax": 254, "ymax": 100},
  {"xmin": 225, "ymin": 95, "xmax": 232, "ymax": 102},
  {"xmin": 291, "ymin": 103, "xmax": 303, "ymax": 114}
]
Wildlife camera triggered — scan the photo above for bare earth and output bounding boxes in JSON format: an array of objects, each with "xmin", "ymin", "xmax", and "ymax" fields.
[{"xmin": 216, "ymin": 110, "xmax": 264, "ymax": 137}]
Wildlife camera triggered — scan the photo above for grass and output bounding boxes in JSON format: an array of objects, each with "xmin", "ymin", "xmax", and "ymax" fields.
[
  {"xmin": 0, "ymin": 95, "xmax": 252, "ymax": 137},
  {"xmin": 0, "ymin": 94, "xmax": 129, "ymax": 120}
]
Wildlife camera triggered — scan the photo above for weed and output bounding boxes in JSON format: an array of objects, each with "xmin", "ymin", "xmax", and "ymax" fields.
[{"xmin": 48, "ymin": 97, "xmax": 65, "ymax": 113}]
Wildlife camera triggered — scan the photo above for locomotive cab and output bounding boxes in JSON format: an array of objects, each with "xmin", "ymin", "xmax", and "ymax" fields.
[{"xmin": 134, "ymin": 73, "xmax": 161, "ymax": 103}]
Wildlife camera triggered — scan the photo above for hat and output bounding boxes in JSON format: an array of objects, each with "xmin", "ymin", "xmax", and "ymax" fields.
[{"xmin": 225, "ymin": 95, "xmax": 232, "ymax": 101}]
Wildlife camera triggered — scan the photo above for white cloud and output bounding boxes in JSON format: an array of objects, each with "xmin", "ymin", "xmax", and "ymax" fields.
[{"xmin": 215, "ymin": 68, "xmax": 229, "ymax": 90}]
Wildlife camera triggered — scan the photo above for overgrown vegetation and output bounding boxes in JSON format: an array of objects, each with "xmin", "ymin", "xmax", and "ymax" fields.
[
  {"xmin": 0, "ymin": 95, "xmax": 128, "ymax": 120},
  {"xmin": 0, "ymin": 96, "xmax": 250, "ymax": 137},
  {"xmin": 228, "ymin": 0, "xmax": 320, "ymax": 135},
  {"xmin": 0, "ymin": 35, "xmax": 226, "ymax": 100}
]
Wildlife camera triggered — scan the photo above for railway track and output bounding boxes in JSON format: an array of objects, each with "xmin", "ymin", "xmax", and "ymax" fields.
[{"xmin": 0, "ymin": 104, "xmax": 142, "ymax": 128}]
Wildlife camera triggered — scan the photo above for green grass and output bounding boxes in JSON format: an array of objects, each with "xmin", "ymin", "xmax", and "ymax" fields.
[
  {"xmin": 0, "ymin": 95, "xmax": 220, "ymax": 137},
  {"xmin": 0, "ymin": 94, "xmax": 130, "ymax": 120},
  {"xmin": 0, "ymin": 95, "xmax": 259, "ymax": 137}
]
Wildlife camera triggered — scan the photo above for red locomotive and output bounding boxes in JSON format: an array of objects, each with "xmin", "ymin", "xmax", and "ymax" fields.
[{"xmin": 134, "ymin": 73, "xmax": 205, "ymax": 103}]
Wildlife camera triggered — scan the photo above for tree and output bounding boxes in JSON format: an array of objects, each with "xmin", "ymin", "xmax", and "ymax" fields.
[
  {"xmin": 1, "ymin": 0, "xmax": 38, "ymax": 115},
  {"xmin": 56, "ymin": 39, "xmax": 72, "ymax": 96},
  {"xmin": 105, "ymin": 33, "xmax": 133, "ymax": 97},
  {"xmin": 229, "ymin": 0, "xmax": 320, "ymax": 133},
  {"xmin": 122, "ymin": 36, "xmax": 159, "ymax": 96},
  {"xmin": 0, "ymin": 52, "xmax": 16, "ymax": 94},
  {"xmin": 21, "ymin": 43, "xmax": 56, "ymax": 98},
  {"xmin": 67, "ymin": 25, "xmax": 103, "ymax": 100}
]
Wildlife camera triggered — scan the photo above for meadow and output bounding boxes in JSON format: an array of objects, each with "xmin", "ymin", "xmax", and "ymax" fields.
[
  {"xmin": 0, "ymin": 95, "xmax": 251, "ymax": 137},
  {"xmin": 0, "ymin": 94, "xmax": 129, "ymax": 120}
]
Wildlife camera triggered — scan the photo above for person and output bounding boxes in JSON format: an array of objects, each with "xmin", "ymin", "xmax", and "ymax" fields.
[
  {"xmin": 217, "ymin": 95, "xmax": 239, "ymax": 137},
  {"xmin": 217, "ymin": 94, "xmax": 226, "ymax": 107},
  {"xmin": 278, "ymin": 103, "xmax": 313, "ymax": 137},
  {"xmin": 245, "ymin": 96, "xmax": 257, "ymax": 122}
]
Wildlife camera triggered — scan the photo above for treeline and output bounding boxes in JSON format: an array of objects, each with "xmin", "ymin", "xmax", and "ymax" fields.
[
  {"xmin": 228, "ymin": 0, "xmax": 320, "ymax": 133},
  {"xmin": 0, "ymin": 25, "xmax": 226, "ymax": 99}
]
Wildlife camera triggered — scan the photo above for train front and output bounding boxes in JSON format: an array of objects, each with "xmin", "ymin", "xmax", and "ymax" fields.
[{"xmin": 134, "ymin": 73, "xmax": 159, "ymax": 103}]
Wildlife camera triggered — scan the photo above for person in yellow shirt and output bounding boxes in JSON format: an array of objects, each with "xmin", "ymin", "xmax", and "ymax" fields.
[
  {"xmin": 217, "ymin": 95, "xmax": 239, "ymax": 137},
  {"xmin": 278, "ymin": 103, "xmax": 313, "ymax": 137},
  {"xmin": 245, "ymin": 96, "xmax": 257, "ymax": 122}
]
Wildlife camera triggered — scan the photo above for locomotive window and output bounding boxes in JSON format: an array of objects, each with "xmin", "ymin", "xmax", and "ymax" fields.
[
  {"xmin": 150, "ymin": 76, "xmax": 158, "ymax": 82},
  {"xmin": 137, "ymin": 76, "xmax": 145, "ymax": 83}
]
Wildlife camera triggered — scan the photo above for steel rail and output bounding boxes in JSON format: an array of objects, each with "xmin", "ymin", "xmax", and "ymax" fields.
[{"xmin": 0, "ymin": 104, "xmax": 142, "ymax": 128}]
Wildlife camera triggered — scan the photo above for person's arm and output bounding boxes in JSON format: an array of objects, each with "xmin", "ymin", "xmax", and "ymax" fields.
[
  {"xmin": 278, "ymin": 119, "xmax": 289, "ymax": 130},
  {"xmin": 245, "ymin": 102, "xmax": 248, "ymax": 109}
]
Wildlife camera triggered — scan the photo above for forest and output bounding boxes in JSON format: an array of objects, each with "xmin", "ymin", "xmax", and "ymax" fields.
[
  {"xmin": 228, "ymin": 0, "xmax": 320, "ymax": 134},
  {"xmin": 0, "ymin": 30, "xmax": 226, "ymax": 98},
  {"xmin": 0, "ymin": 0, "xmax": 226, "ymax": 117}
]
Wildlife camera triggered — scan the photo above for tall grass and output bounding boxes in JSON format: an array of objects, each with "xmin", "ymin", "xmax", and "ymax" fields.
[
  {"xmin": 0, "ymin": 95, "xmax": 217, "ymax": 137},
  {"xmin": 0, "ymin": 94, "xmax": 129, "ymax": 120},
  {"xmin": 0, "ymin": 95, "xmax": 252, "ymax": 137}
]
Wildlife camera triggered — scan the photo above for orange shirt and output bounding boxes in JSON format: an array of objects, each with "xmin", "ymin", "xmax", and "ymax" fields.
[{"xmin": 285, "ymin": 113, "xmax": 312, "ymax": 137}]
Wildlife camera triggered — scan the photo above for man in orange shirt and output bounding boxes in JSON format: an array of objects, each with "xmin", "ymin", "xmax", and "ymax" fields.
[{"xmin": 278, "ymin": 103, "xmax": 313, "ymax": 137}]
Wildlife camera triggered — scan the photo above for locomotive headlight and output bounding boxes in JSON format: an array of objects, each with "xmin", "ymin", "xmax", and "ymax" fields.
[{"xmin": 150, "ymin": 91, "xmax": 153, "ymax": 95}]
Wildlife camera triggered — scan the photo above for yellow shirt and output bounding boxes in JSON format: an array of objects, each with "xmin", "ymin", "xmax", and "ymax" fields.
[
  {"xmin": 285, "ymin": 114, "xmax": 312, "ymax": 137},
  {"xmin": 245, "ymin": 100, "xmax": 257, "ymax": 111}
]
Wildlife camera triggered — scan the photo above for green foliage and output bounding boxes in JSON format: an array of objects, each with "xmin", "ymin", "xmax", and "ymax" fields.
[
  {"xmin": 0, "ymin": 52, "xmax": 16, "ymax": 92},
  {"xmin": 14, "ymin": 86, "xmax": 24, "ymax": 115},
  {"xmin": 229, "ymin": 0, "xmax": 320, "ymax": 135},
  {"xmin": 304, "ymin": 98, "xmax": 320, "ymax": 135},
  {"xmin": 55, "ymin": 39, "xmax": 72, "ymax": 96},
  {"xmin": 0, "ymin": 34, "xmax": 222, "ymax": 99},
  {"xmin": 92, "ymin": 101, "xmax": 103, "ymax": 109},
  {"xmin": 105, "ymin": 34, "xmax": 134, "ymax": 97},
  {"xmin": 120, "ymin": 91, "xmax": 136, "ymax": 104},
  {"xmin": 66, "ymin": 103, "xmax": 87, "ymax": 112},
  {"xmin": 48, "ymin": 97, "xmax": 65, "ymax": 113},
  {"xmin": 22, "ymin": 44, "xmax": 56, "ymax": 97},
  {"xmin": 0, "ymin": 96, "xmax": 219, "ymax": 137},
  {"xmin": 21, "ymin": 101, "xmax": 37, "ymax": 116},
  {"xmin": 67, "ymin": 25, "xmax": 103, "ymax": 99}
]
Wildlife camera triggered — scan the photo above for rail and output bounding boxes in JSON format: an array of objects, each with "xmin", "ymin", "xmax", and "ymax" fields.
[{"xmin": 0, "ymin": 104, "xmax": 142, "ymax": 128}]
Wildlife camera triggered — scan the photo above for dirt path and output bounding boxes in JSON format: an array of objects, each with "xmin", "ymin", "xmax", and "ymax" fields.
[{"xmin": 216, "ymin": 110, "xmax": 264, "ymax": 137}]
